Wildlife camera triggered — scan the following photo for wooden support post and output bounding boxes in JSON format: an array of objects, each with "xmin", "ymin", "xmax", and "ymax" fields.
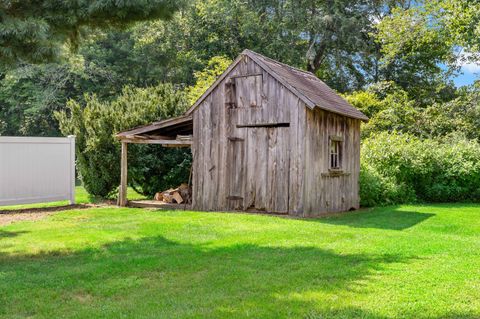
[{"xmin": 119, "ymin": 141, "xmax": 128, "ymax": 206}]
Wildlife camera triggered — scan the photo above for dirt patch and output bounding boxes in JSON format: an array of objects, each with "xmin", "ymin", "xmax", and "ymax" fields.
[{"xmin": 0, "ymin": 204, "xmax": 98, "ymax": 226}]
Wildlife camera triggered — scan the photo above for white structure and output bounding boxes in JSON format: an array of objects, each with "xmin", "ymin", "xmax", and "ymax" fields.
[{"xmin": 0, "ymin": 136, "xmax": 75, "ymax": 206}]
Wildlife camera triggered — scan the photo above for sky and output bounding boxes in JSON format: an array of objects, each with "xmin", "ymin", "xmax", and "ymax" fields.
[{"xmin": 452, "ymin": 61, "xmax": 480, "ymax": 87}]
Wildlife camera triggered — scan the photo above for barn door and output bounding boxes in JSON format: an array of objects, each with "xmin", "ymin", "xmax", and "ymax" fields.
[
  {"xmin": 244, "ymin": 126, "xmax": 290, "ymax": 213},
  {"xmin": 227, "ymin": 126, "xmax": 290, "ymax": 213}
]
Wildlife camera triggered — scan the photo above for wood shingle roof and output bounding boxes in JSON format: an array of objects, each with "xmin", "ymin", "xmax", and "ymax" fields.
[{"xmin": 243, "ymin": 50, "xmax": 369, "ymax": 121}]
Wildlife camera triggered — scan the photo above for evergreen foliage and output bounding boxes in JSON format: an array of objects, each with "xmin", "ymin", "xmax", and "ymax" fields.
[
  {"xmin": 56, "ymin": 84, "xmax": 190, "ymax": 197},
  {"xmin": 0, "ymin": 0, "xmax": 180, "ymax": 67}
]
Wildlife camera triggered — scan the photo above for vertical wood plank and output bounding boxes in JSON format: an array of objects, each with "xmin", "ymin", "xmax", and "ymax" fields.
[
  {"xmin": 275, "ymin": 126, "xmax": 289, "ymax": 213},
  {"xmin": 288, "ymin": 98, "xmax": 299, "ymax": 214},
  {"xmin": 244, "ymin": 127, "xmax": 256, "ymax": 209},
  {"xmin": 255, "ymin": 127, "xmax": 268, "ymax": 210}
]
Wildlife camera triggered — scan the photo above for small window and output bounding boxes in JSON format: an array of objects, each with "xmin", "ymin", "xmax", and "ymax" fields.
[{"xmin": 329, "ymin": 137, "xmax": 342, "ymax": 170}]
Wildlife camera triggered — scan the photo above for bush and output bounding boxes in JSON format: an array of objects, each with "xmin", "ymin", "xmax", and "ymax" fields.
[
  {"xmin": 359, "ymin": 163, "xmax": 416, "ymax": 207},
  {"xmin": 56, "ymin": 83, "xmax": 191, "ymax": 198},
  {"xmin": 360, "ymin": 132, "xmax": 480, "ymax": 206}
]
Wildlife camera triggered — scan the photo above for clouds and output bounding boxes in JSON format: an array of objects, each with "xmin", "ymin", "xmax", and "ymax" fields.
[
  {"xmin": 456, "ymin": 51, "xmax": 480, "ymax": 74},
  {"xmin": 450, "ymin": 51, "xmax": 479, "ymax": 86},
  {"xmin": 461, "ymin": 61, "xmax": 480, "ymax": 73}
]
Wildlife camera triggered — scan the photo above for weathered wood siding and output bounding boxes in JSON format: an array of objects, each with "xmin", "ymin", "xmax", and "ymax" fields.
[
  {"xmin": 192, "ymin": 54, "xmax": 361, "ymax": 215},
  {"xmin": 192, "ymin": 55, "xmax": 306, "ymax": 214},
  {"xmin": 303, "ymin": 109, "xmax": 361, "ymax": 216}
]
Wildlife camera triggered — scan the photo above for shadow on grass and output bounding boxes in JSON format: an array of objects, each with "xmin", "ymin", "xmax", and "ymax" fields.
[
  {"xmin": 0, "ymin": 235, "xmax": 411, "ymax": 318},
  {"xmin": 0, "ymin": 230, "xmax": 29, "ymax": 238},
  {"xmin": 305, "ymin": 309, "xmax": 480, "ymax": 319},
  {"xmin": 314, "ymin": 207, "xmax": 435, "ymax": 231},
  {"xmin": 432, "ymin": 314, "xmax": 480, "ymax": 319}
]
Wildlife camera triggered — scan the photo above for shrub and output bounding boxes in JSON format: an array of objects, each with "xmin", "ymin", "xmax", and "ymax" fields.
[
  {"xmin": 360, "ymin": 132, "xmax": 480, "ymax": 206},
  {"xmin": 359, "ymin": 163, "xmax": 416, "ymax": 207},
  {"xmin": 56, "ymin": 83, "xmax": 190, "ymax": 198}
]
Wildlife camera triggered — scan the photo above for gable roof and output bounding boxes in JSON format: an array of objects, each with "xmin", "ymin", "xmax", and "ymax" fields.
[{"xmin": 187, "ymin": 49, "xmax": 368, "ymax": 121}]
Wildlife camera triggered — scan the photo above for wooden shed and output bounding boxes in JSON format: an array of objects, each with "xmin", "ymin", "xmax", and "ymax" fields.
[{"xmin": 117, "ymin": 49, "xmax": 368, "ymax": 217}]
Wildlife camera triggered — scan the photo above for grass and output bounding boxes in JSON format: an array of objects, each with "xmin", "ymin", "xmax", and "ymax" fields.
[
  {"xmin": 0, "ymin": 203, "xmax": 479, "ymax": 318},
  {"xmin": 0, "ymin": 186, "xmax": 146, "ymax": 210}
]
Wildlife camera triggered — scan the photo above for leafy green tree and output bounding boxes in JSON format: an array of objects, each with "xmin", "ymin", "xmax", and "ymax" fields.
[
  {"xmin": 428, "ymin": 0, "xmax": 480, "ymax": 57},
  {"xmin": 0, "ymin": 26, "xmax": 190, "ymax": 137},
  {"xmin": 0, "ymin": 63, "xmax": 84, "ymax": 136},
  {"xmin": 56, "ymin": 83, "xmax": 190, "ymax": 197},
  {"xmin": 343, "ymin": 90, "xmax": 385, "ymax": 119},
  {"xmin": 0, "ymin": 0, "xmax": 180, "ymax": 67},
  {"xmin": 420, "ymin": 84, "xmax": 480, "ymax": 141},
  {"xmin": 186, "ymin": 56, "xmax": 232, "ymax": 104},
  {"xmin": 133, "ymin": 0, "xmax": 409, "ymax": 92},
  {"xmin": 375, "ymin": 6, "xmax": 460, "ymax": 103},
  {"xmin": 362, "ymin": 89, "xmax": 420, "ymax": 138},
  {"xmin": 3, "ymin": 0, "xmax": 461, "ymax": 140},
  {"xmin": 346, "ymin": 80, "xmax": 480, "ymax": 142},
  {"xmin": 375, "ymin": 0, "xmax": 480, "ymax": 100},
  {"xmin": 344, "ymin": 82, "xmax": 421, "ymax": 138}
]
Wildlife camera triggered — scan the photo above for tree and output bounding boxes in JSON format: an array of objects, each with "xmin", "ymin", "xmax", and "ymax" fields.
[
  {"xmin": 0, "ymin": 0, "xmax": 180, "ymax": 67},
  {"xmin": 186, "ymin": 56, "xmax": 232, "ymax": 104},
  {"xmin": 375, "ymin": 0, "xmax": 480, "ymax": 99},
  {"xmin": 345, "ymin": 82, "xmax": 421, "ymax": 138},
  {"xmin": 429, "ymin": 0, "xmax": 480, "ymax": 56},
  {"xmin": 0, "ymin": 26, "xmax": 188, "ymax": 137},
  {"xmin": 0, "ymin": 63, "xmax": 82, "ymax": 136},
  {"xmin": 56, "ymin": 83, "xmax": 190, "ymax": 197},
  {"xmin": 420, "ymin": 84, "xmax": 480, "ymax": 141},
  {"xmin": 133, "ymin": 0, "xmax": 409, "ymax": 92}
]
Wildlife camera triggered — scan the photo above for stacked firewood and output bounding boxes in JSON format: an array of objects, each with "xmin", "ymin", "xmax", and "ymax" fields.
[{"xmin": 154, "ymin": 183, "xmax": 191, "ymax": 204}]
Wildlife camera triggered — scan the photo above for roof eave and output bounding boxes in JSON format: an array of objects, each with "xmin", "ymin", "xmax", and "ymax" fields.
[
  {"xmin": 314, "ymin": 104, "xmax": 369, "ymax": 122},
  {"xmin": 116, "ymin": 114, "xmax": 193, "ymax": 138}
]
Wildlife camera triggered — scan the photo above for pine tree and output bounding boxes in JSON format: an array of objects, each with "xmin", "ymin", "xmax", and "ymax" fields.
[{"xmin": 0, "ymin": 0, "xmax": 179, "ymax": 67}]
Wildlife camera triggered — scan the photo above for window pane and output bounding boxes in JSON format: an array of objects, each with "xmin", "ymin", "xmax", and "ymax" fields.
[{"xmin": 329, "ymin": 139, "xmax": 342, "ymax": 169}]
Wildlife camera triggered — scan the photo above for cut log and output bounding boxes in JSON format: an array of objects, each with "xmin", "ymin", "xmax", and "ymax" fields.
[
  {"xmin": 172, "ymin": 191, "xmax": 183, "ymax": 204},
  {"xmin": 152, "ymin": 184, "xmax": 192, "ymax": 204},
  {"xmin": 162, "ymin": 193, "xmax": 173, "ymax": 203},
  {"xmin": 178, "ymin": 183, "xmax": 189, "ymax": 190},
  {"xmin": 164, "ymin": 188, "xmax": 175, "ymax": 194}
]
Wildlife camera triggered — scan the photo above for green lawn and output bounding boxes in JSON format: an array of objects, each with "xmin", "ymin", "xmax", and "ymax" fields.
[
  {"xmin": 1, "ymin": 203, "xmax": 479, "ymax": 318},
  {"xmin": 0, "ymin": 186, "xmax": 146, "ymax": 210}
]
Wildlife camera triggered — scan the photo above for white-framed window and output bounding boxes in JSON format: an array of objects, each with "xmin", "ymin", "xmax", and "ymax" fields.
[{"xmin": 329, "ymin": 136, "xmax": 343, "ymax": 170}]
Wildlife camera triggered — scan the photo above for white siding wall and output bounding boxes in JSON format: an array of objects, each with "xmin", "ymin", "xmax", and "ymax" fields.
[{"xmin": 0, "ymin": 136, "xmax": 75, "ymax": 206}]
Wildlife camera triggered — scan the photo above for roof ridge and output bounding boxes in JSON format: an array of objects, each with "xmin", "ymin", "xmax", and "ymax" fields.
[
  {"xmin": 242, "ymin": 49, "xmax": 368, "ymax": 121},
  {"xmin": 242, "ymin": 49, "xmax": 318, "ymax": 79},
  {"xmin": 184, "ymin": 49, "xmax": 368, "ymax": 121}
]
